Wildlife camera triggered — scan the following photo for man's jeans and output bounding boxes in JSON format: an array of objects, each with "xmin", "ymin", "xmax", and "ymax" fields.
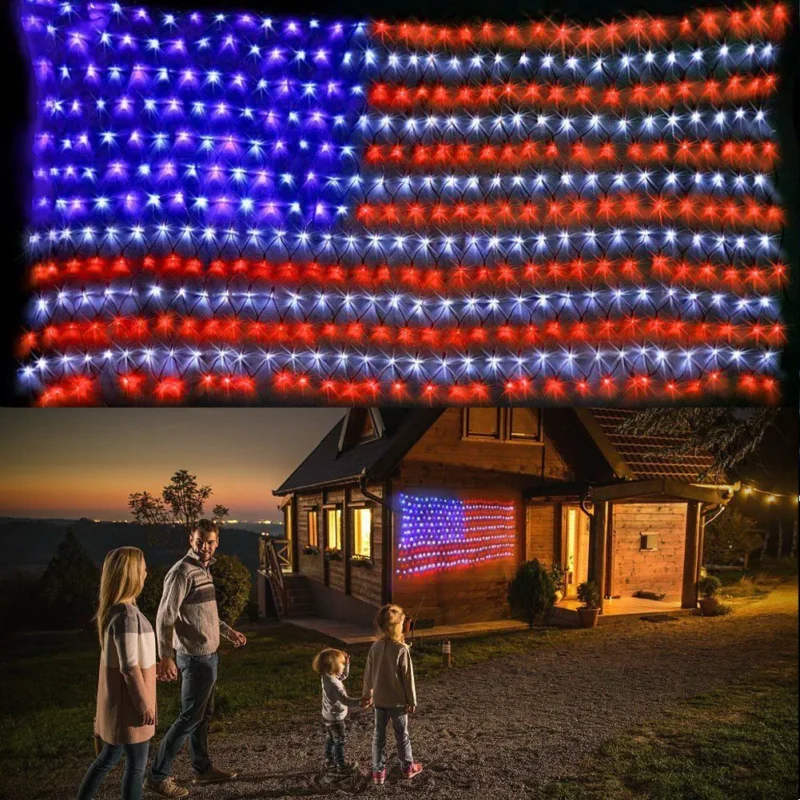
[
  {"xmin": 76, "ymin": 740, "xmax": 149, "ymax": 800},
  {"xmin": 323, "ymin": 719, "xmax": 346, "ymax": 767},
  {"xmin": 150, "ymin": 652, "xmax": 218, "ymax": 782},
  {"xmin": 372, "ymin": 707, "xmax": 413, "ymax": 771}
]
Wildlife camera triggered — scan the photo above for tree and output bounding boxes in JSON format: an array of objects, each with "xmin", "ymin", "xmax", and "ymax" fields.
[
  {"xmin": 137, "ymin": 563, "xmax": 168, "ymax": 620},
  {"xmin": 39, "ymin": 528, "xmax": 100, "ymax": 630},
  {"xmin": 704, "ymin": 509, "xmax": 762, "ymax": 567},
  {"xmin": 508, "ymin": 559, "xmax": 556, "ymax": 629},
  {"xmin": 617, "ymin": 408, "xmax": 777, "ymax": 479},
  {"xmin": 128, "ymin": 470, "xmax": 230, "ymax": 548}
]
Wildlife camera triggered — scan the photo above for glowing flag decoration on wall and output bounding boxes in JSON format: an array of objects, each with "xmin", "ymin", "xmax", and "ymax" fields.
[
  {"xmin": 17, "ymin": 0, "xmax": 792, "ymax": 405},
  {"xmin": 396, "ymin": 494, "xmax": 516, "ymax": 577}
]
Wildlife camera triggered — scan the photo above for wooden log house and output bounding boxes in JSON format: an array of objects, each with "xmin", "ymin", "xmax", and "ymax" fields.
[{"xmin": 263, "ymin": 408, "xmax": 735, "ymax": 627}]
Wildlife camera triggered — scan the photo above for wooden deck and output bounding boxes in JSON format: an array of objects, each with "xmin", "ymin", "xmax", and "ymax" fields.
[{"xmin": 287, "ymin": 596, "xmax": 690, "ymax": 643}]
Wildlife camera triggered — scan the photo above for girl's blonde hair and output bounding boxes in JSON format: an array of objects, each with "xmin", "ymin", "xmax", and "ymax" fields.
[
  {"xmin": 375, "ymin": 604, "xmax": 406, "ymax": 643},
  {"xmin": 312, "ymin": 648, "xmax": 346, "ymax": 675},
  {"xmin": 96, "ymin": 547, "xmax": 146, "ymax": 648}
]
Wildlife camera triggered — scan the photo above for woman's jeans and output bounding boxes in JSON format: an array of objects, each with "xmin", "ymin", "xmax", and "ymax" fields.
[
  {"xmin": 149, "ymin": 652, "xmax": 218, "ymax": 782},
  {"xmin": 372, "ymin": 707, "xmax": 413, "ymax": 771},
  {"xmin": 76, "ymin": 740, "xmax": 150, "ymax": 800}
]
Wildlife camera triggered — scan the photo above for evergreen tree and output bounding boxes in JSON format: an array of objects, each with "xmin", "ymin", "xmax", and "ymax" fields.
[{"xmin": 39, "ymin": 528, "xmax": 100, "ymax": 630}]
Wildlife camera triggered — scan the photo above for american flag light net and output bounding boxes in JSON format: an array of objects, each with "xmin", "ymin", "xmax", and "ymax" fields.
[{"xmin": 17, "ymin": 0, "xmax": 792, "ymax": 405}]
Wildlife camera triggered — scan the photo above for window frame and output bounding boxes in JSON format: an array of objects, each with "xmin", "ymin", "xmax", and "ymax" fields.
[
  {"xmin": 462, "ymin": 408, "xmax": 502, "ymax": 440},
  {"xmin": 506, "ymin": 407, "xmax": 543, "ymax": 444},
  {"xmin": 351, "ymin": 506, "xmax": 373, "ymax": 560},
  {"xmin": 462, "ymin": 408, "xmax": 544, "ymax": 446},
  {"xmin": 324, "ymin": 505, "xmax": 343, "ymax": 552},
  {"xmin": 306, "ymin": 508, "xmax": 319, "ymax": 549}
]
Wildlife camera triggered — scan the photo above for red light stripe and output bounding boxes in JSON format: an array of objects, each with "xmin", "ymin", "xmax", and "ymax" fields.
[
  {"xmin": 371, "ymin": 5, "xmax": 790, "ymax": 48},
  {"xmin": 19, "ymin": 318, "xmax": 785, "ymax": 353},
  {"xmin": 31, "ymin": 371, "xmax": 781, "ymax": 407},
  {"xmin": 28, "ymin": 257, "xmax": 789, "ymax": 291},
  {"xmin": 357, "ymin": 196, "xmax": 784, "ymax": 230},
  {"xmin": 364, "ymin": 139, "xmax": 778, "ymax": 170},
  {"xmin": 369, "ymin": 74, "xmax": 780, "ymax": 110}
]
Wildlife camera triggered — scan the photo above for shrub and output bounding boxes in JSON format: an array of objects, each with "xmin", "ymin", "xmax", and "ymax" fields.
[
  {"xmin": 508, "ymin": 559, "xmax": 556, "ymax": 629},
  {"xmin": 39, "ymin": 529, "xmax": 100, "ymax": 630},
  {"xmin": 549, "ymin": 563, "xmax": 565, "ymax": 593},
  {"xmin": 211, "ymin": 554, "xmax": 252, "ymax": 625},
  {"xmin": 697, "ymin": 575, "xmax": 722, "ymax": 599},
  {"xmin": 137, "ymin": 563, "xmax": 168, "ymax": 620},
  {"xmin": 577, "ymin": 580, "xmax": 601, "ymax": 609}
]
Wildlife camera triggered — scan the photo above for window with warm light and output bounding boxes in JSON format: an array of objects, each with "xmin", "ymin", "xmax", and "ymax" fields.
[
  {"xmin": 464, "ymin": 408, "xmax": 501, "ymax": 439},
  {"xmin": 307, "ymin": 510, "xmax": 319, "ymax": 549},
  {"xmin": 326, "ymin": 508, "xmax": 342, "ymax": 551},
  {"xmin": 353, "ymin": 508, "xmax": 372, "ymax": 559}
]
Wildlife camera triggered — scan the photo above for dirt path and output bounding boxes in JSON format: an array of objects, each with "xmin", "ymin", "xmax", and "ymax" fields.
[{"xmin": 42, "ymin": 587, "xmax": 800, "ymax": 800}]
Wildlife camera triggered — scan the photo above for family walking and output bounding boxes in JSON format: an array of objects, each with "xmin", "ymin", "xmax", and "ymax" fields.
[{"xmin": 76, "ymin": 520, "xmax": 423, "ymax": 799}]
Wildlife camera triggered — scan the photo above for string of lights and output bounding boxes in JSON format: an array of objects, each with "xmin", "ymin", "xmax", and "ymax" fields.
[
  {"xmin": 396, "ymin": 494, "xmax": 516, "ymax": 577},
  {"xmin": 16, "ymin": 0, "xmax": 791, "ymax": 405},
  {"xmin": 740, "ymin": 484, "xmax": 799, "ymax": 504}
]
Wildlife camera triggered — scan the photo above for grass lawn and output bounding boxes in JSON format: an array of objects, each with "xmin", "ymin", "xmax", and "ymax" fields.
[
  {"xmin": 0, "ymin": 572, "xmax": 796, "ymax": 799},
  {"xmin": 0, "ymin": 622, "xmax": 576, "ymax": 763},
  {"xmin": 541, "ymin": 663, "xmax": 799, "ymax": 800}
]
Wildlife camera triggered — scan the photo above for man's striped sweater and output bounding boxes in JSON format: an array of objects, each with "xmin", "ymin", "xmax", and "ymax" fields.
[{"xmin": 156, "ymin": 549, "xmax": 233, "ymax": 659}]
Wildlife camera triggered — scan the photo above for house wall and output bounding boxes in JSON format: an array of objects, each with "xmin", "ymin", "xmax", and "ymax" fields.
[
  {"xmin": 525, "ymin": 504, "xmax": 558, "ymax": 564},
  {"xmin": 388, "ymin": 409, "xmax": 578, "ymax": 625},
  {"xmin": 401, "ymin": 408, "xmax": 573, "ymax": 481},
  {"xmin": 294, "ymin": 484, "xmax": 385, "ymax": 615},
  {"xmin": 610, "ymin": 502, "xmax": 688, "ymax": 598}
]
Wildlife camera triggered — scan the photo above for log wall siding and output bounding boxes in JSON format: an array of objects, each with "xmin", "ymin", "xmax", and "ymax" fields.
[
  {"xmin": 402, "ymin": 408, "xmax": 572, "ymax": 481},
  {"xmin": 294, "ymin": 484, "xmax": 384, "ymax": 609},
  {"xmin": 610, "ymin": 503, "xmax": 688, "ymax": 598},
  {"xmin": 525, "ymin": 504, "xmax": 558, "ymax": 564},
  {"xmin": 346, "ymin": 485, "xmax": 384, "ymax": 607}
]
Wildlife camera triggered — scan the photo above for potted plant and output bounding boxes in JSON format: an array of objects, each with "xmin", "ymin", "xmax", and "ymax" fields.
[
  {"xmin": 549, "ymin": 563, "xmax": 565, "ymax": 604},
  {"xmin": 324, "ymin": 549, "xmax": 343, "ymax": 562},
  {"xmin": 350, "ymin": 555, "xmax": 373, "ymax": 569},
  {"xmin": 697, "ymin": 575, "xmax": 722, "ymax": 616},
  {"xmin": 576, "ymin": 581, "xmax": 601, "ymax": 628},
  {"xmin": 507, "ymin": 559, "xmax": 556, "ymax": 629},
  {"xmin": 302, "ymin": 545, "xmax": 319, "ymax": 556}
]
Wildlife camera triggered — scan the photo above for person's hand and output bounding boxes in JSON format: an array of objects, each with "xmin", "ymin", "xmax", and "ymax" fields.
[
  {"xmin": 344, "ymin": 652, "xmax": 351, "ymax": 665},
  {"xmin": 142, "ymin": 707, "xmax": 156, "ymax": 726},
  {"xmin": 157, "ymin": 657, "xmax": 178, "ymax": 681},
  {"xmin": 406, "ymin": 705, "xmax": 416, "ymax": 714},
  {"xmin": 229, "ymin": 630, "xmax": 247, "ymax": 647},
  {"xmin": 360, "ymin": 696, "xmax": 373, "ymax": 708}
]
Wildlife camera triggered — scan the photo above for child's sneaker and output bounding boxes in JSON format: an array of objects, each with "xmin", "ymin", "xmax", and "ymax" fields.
[
  {"xmin": 372, "ymin": 768, "xmax": 387, "ymax": 785},
  {"xmin": 335, "ymin": 761, "xmax": 358, "ymax": 774},
  {"xmin": 402, "ymin": 762, "xmax": 424, "ymax": 780},
  {"xmin": 324, "ymin": 760, "xmax": 336, "ymax": 771}
]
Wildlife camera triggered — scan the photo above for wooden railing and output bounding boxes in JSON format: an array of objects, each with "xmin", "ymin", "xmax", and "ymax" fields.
[{"xmin": 259, "ymin": 534, "xmax": 288, "ymax": 617}]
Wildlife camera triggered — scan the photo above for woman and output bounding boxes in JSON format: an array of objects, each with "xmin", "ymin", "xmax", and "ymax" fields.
[{"xmin": 77, "ymin": 547, "xmax": 157, "ymax": 800}]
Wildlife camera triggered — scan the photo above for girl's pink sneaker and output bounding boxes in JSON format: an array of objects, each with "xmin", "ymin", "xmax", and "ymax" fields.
[
  {"xmin": 372, "ymin": 768, "xmax": 387, "ymax": 785},
  {"xmin": 402, "ymin": 763, "xmax": 423, "ymax": 780}
]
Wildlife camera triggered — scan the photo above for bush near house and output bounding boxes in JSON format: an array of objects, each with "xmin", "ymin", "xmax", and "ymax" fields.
[
  {"xmin": 508, "ymin": 559, "xmax": 556, "ymax": 629},
  {"xmin": 211, "ymin": 554, "xmax": 252, "ymax": 625}
]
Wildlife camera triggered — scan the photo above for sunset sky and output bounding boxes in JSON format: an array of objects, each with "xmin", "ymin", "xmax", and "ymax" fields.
[{"xmin": 0, "ymin": 408, "xmax": 345, "ymax": 519}]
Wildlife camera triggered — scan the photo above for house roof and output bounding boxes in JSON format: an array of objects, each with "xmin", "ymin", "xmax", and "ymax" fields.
[
  {"xmin": 589, "ymin": 409, "xmax": 720, "ymax": 481},
  {"xmin": 275, "ymin": 408, "xmax": 720, "ymax": 495},
  {"xmin": 274, "ymin": 410, "xmax": 443, "ymax": 495}
]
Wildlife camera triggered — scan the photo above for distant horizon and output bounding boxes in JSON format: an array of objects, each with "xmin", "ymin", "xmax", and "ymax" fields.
[{"xmin": 0, "ymin": 408, "xmax": 345, "ymax": 520}]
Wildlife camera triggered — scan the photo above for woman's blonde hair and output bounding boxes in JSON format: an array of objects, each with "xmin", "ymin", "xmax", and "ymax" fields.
[
  {"xmin": 96, "ymin": 547, "xmax": 146, "ymax": 648},
  {"xmin": 375, "ymin": 604, "xmax": 406, "ymax": 643},
  {"xmin": 312, "ymin": 648, "xmax": 346, "ymax": 675}
]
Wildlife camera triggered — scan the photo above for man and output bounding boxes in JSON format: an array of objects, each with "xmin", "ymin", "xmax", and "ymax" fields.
[{"xmin": 144, "ymin": 519, "xmax": 247, "ymax": 798}]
